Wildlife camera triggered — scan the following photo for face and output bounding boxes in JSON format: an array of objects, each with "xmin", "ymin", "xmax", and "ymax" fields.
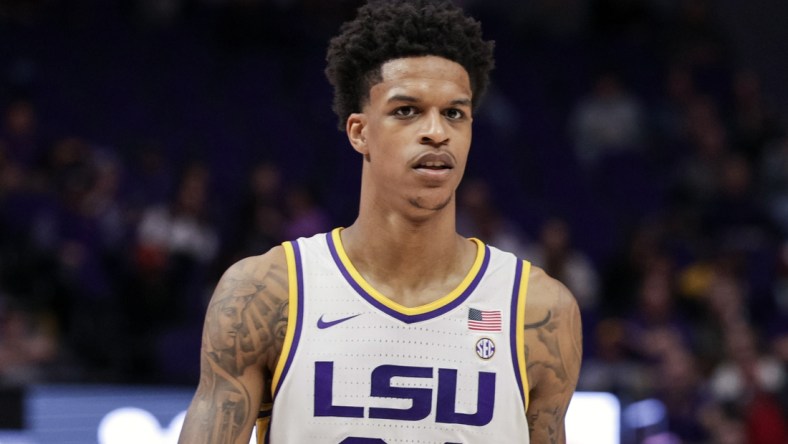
[
  {"xmin": 208, "ymin": 296, "xmax": 249, "ymax": 351},
  {"xmin": 347, "ymin": 56, "xmax": 473, "ymax": 215}
]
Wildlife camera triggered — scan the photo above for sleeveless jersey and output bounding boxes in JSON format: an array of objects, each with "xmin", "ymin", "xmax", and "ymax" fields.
[{"xmin": 258, "ymin": 228, "xmax": 531, "ymax": 444}]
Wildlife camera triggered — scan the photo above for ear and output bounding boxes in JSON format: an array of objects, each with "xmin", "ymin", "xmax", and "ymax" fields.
[{"xmin": 346, "ymin": 113, "xmax": 368, "ymax": 156}]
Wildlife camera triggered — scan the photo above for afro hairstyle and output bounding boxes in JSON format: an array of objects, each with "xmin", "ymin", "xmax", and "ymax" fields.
[{"xmin": 325, "ymin": 0, "xmax": 495, "ymax": 131}]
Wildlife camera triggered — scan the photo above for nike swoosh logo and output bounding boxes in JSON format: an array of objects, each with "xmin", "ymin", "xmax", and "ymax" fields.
[{"xmin": 317, "ymin": 313, "xmax": 361, "ymax": 329}]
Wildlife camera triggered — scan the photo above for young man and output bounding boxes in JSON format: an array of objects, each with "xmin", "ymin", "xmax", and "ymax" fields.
[{"xmin": 178, "ymin": 1, "xmax": 582, "ymax": 443}]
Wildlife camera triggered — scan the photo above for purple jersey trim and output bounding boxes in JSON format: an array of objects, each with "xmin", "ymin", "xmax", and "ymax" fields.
[
  {"xmin": 326, "ymin": 232, "xmax": 490, "ymax": 324},
  {"xmin": 267, "ymin": 240, "xmax": 306, "ymax": 442},
  {"xmin": 509, "ymin": 260, "xmax": 526, "ymax": 406},
  {"xmin": 273, "ymin": 240, "xmax": 305, "ymax": 399}
]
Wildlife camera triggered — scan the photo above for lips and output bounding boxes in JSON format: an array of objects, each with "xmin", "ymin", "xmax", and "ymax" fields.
[{"xmin": 411, "ymin": 152, "xmax": 455, "ymax": 171}]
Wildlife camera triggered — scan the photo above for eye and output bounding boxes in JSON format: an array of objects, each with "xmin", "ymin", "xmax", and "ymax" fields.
[
  {"xmin": 444, "ymin": 108, "xmax": 466, "ymax": 120},
  {"xmin": 393, "ymin": 106, "xmax": 418, "ymax": 118}
]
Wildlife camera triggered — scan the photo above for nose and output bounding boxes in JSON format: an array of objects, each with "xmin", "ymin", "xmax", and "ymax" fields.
[
  {"xmin": 419, "ymin": 109, "xmax": 449, "ymax": 148},
  {"xmin": 231, "ymin": 313, "xmax": 243, "ymax": 329}
]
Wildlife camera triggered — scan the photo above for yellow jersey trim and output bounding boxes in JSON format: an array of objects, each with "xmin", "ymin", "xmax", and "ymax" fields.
[
  {"xmin": 330, "ymin": 228, "xmax": 486, "ymax": 315},
  {"xmin": 271, "ymin": 241, "xmax": 299, "ymax": 395},
  {"xmin": 517, "ymin": 260, "xmax": 532, "ymax": 410}
]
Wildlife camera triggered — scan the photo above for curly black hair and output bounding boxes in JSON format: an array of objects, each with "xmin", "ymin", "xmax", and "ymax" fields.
[{"xmin": 325, "ymin": 0, "xmax": 495, "ymax": 131}]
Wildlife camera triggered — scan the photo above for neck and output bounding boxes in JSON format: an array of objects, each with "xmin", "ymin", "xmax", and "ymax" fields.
[
  {"xmin": 360, "ymin": 163, "xmax": 463, "ymax": 242},
  {"xmin": 345, "ymin": 197, "xmax": 460, "ymax": 262},
  {"xmin": 340, "ymin": 189, "xmax": 473, "ymax": 306}
]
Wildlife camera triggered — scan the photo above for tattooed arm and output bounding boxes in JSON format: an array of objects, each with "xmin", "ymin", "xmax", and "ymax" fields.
[
  {"xmin": 524, "ymin": 267, "xmax": 583, "ymax": 444},
  {"xmin": 179, "ymin": 247, "xmax": 289, "ymax": 444}
]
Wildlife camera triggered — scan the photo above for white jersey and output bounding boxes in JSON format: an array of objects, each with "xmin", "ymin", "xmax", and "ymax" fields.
[{"xmin": 259, "ymin": 228, "xmax": 531, "ymax": 444}]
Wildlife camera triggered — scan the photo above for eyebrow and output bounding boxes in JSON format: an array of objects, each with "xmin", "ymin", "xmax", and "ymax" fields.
[
  {"xmin": 386, "ymin": 95, "xmax": 472, "ymax": 107},
  {"xmin": 387, "ymin": 94, "xmax": 420, "ymax": 104},
  {"xmin": 449, "ymin": 98, "xmax": 473, "ymax": 107}
]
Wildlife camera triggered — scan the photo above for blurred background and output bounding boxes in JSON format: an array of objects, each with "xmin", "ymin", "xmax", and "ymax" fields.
[{"xmin": 0, "ymin": 0, "xmax": 787, "ymax": 442}]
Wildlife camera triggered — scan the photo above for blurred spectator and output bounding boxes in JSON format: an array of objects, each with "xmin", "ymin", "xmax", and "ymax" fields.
[
  {"xmin": 133, "ymin": 162, "xmax": 219, "ymax": 322},
  {"xmin": 0, "ymin": 139, "xmax": 24, "ymax": 195},
  {"xmin": 669, "ymin": 95, "xmax": 729, "ymax": 211},
  {"xmin": 772, "ymin": 324, "xmax": 788, "ymax": 425},
  {"xmin": 525, "ymin": 216, "xmax": 599, "ymax": 311},
  {"xmin": 126, "ymin": 143, "xmax": 174, "ymax": 211},
  {"xmin": 0, "ymin": 297, "xmax": 58, "ymax": 384},
  {"xmin": 84, "ymin": 151, "xmax": 129, "ymax": 257},
  {"xmin": 283, "ymin": 183, "xmax": 331, "ymax": 240},
  {"xmin": 17, "ymin": 138, "xmax": 129, "ymax": 379},
  {"xmin": 708, "ymin": 321, "xmax": 787, "ymax": 444},
  {"xmin": 652, "ymin": 341, "xmax": 710, "ymax": 443},
  {"xmin": 698, "ymin": 401, "xmax": 747, "ymax": 444},
  {"xmin": 759, "ymin": 136, "xmax": 788, "ymax": 235},
  {"xmin": 649, "ymin": 63, "xmax": 699, "ymax": 168},
  {"xmin": 710, "ymin": 322, "xmax": 782, "ymax": 401},
  {"xmin": 577, "ymin": 317, "xmax": 652, "ymax": 400},
  {"xmin": 136, "ymin": 162, "xmax": 219, "ymax": 270},
  {"xmin": 1, "ymin": 99, "xmax": 41, "ymax": 172},
  {"xmin": 0, "ymin": 99, "xmax": 47, "ymax": 211},
  {"xmin": 701, "ymin": 153, "xmax": 781, "ymax": 323},
  {"xmin": 600, "ymin": 220, "xmax": 671, "ymax": 317},
  {"xmin": 664, "ymin": 0, "xmax": 732, "ymax": 99},
  {"xmin": 126, "ymin": 162, "xmax": 220, "ymax": 380},
  {"xmin": 569, "ymin": 71, "xmax": 645, "ymax": 170},
  {"xmin": 701, "ymin": 153, "xmax": 777, "ymax": 253},
  {"xmin": 623, "ymin": 258, "xmax": 695, "ymax": 362},
  {"xmin": 730, "ymin": 69, "xmax": 783, "ymax": 165},
  {"xmin": 456, "ymin": 177, "xmax": 529, "ymax": 257},
  {"xmin": 777, "ymin": 242, "xmax": 788, "ymax": 327},
  {"xmin": 231, "ymin": 161, "xmax": 286, "ymax": 259}
]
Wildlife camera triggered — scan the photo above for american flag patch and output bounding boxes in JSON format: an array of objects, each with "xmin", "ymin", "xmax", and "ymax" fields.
[{"xmin": 468, "ymin": 308, "xmax": 502, "ymax": 332}]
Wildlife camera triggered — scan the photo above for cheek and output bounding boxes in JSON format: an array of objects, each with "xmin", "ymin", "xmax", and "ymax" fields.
[
  {"xmin": 455, "ymin": 141, "xmax": 472, "ymax": 167},
  {"xmin": 370, "ymin": 149, "xmax": 408, "ymax": 177},
  {"xmin": 367, "ymin": 133, "xmax": 410, "ymax": 165}
]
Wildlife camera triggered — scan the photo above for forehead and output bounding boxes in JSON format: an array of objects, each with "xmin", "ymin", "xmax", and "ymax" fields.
[{"xmin": 370, "ymin": 56, "xmax": 472, "ymax": 101}]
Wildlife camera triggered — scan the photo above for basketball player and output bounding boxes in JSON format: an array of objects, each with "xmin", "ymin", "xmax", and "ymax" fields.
[{"xmin": 178, "ymin": 1, "xmax": 582, "ymax": 443}]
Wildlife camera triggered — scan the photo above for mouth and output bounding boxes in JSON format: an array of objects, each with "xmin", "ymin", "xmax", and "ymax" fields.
[
  {"xmin": 415, "ymin": 160, "xmax": 453, "ymax": 171},
  {"xmin": 411, "ymin": 152, "xmax": 455, "ymax": 174}
]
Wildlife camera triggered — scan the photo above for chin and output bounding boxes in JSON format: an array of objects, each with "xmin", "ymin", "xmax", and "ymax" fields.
[{"xmin": 408, "ymin": 193, "xmax": 454, "ymax": 212}]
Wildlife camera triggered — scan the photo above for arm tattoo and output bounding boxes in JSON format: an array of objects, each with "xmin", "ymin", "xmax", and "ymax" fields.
[
  {"xmin": 525, "ymin": 292, "xmax": 582, "ymax": 444},
  {"xmin": 528, "ymin": 407, "xmax": 562, "ymax": 444},
  {"xmin": 524, "ymin": 310, "xmax": 551, "ymax": 330},
  {"xmin": 527, "ymin": 410, "xmax": 538, "ymax": 435},
  {"xmin": 186, "ymin": 261, "xmax": 288, "ymax": 444},
  {"xmin": 525, "ymin": 309, "xmax": 566, "ymax": 382}
]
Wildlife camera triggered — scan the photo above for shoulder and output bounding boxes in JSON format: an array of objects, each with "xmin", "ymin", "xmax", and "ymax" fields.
[
  {"xmin": 208, "ymin": 246, "xmax": 291, "ymax": 371},
  {"xmin": 211, "ymin": 246, "xmax": 290, "ymax": 319},
  {"xmin": 215, "ymin": 246, "xmax": 289, "ymax": 297},
  {"xmin": 525, "ymin": 265, "xmax": 579, "ymax": 324}
]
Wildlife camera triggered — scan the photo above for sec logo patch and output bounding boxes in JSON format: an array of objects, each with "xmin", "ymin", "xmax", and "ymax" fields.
[{"xmin": 475, "ymin": 337, "xmax": 495, "ymax": 359}]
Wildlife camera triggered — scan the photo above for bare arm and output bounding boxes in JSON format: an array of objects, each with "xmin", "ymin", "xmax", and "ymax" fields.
[
  {"xmin": 524, "ymin": 267, "xmax": 583, "ymax": 444},
  {"xmin": 178, "ymin": 247, "xmax": 289, "ymax": 444}
]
